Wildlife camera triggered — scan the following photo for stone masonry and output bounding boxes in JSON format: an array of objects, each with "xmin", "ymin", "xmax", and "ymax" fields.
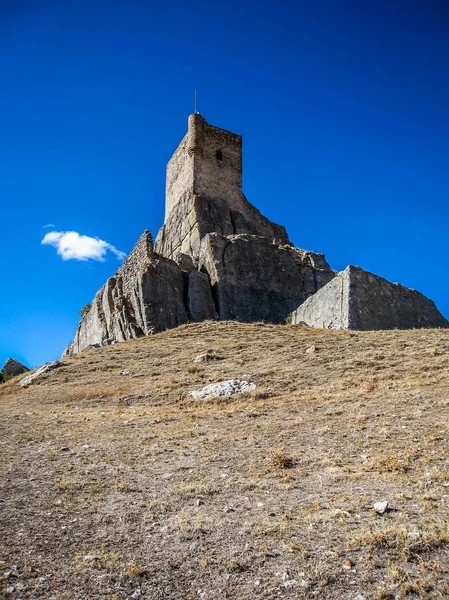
[{"xmin": 292, "ymin": 265, "xmax": 449, "ymax": 330}]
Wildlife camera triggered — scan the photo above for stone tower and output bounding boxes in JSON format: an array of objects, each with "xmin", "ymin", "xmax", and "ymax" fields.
[
  {"xmin": 165, "ymin": 114, "xmax": 244, "ymax": 222},
  {"xmin": 156, "ymin": 114, "xmax": 290, "ymax": 260}
]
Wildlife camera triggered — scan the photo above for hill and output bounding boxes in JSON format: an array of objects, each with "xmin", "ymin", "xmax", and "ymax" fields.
[{"xmin": 1, "ymin": 322, "xmax": 449, "ymax": 599}]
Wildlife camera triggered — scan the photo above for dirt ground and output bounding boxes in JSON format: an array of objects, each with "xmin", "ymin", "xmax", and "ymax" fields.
[{"xmin": 1, "ymin": 321, "xmax": 449, "ymax": 599}]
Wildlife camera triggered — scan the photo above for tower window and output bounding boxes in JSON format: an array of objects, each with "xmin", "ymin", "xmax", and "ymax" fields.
[{"xmin": 216, "ymin": 149, "xmax": 223, "ymax": 161}]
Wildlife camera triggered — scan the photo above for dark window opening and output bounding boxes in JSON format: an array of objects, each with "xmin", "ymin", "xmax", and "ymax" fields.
[{"xmin": 216, "ymin": 149, "xmax": 223, "ymax": 161}]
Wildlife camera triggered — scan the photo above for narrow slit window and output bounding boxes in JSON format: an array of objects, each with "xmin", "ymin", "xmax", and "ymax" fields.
[{"xmin": 216, "ymin": 149, "xmax": 223, "ymax": 161}]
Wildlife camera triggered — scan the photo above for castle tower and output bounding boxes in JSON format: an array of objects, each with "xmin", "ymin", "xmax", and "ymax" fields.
[
  {"xmin": 165, "ymin": 114, "xmax": 244, "ymax": 222},
  {"xmin": 156, "ymin": 113, "xmax": 289, "ymax": 260}
]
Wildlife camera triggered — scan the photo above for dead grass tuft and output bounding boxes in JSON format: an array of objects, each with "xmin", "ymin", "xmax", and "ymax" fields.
[
  {"xmin": 267, "ymin": 448, "xmax": 296, "ymax": 470},
  {"xmin": 359, "ymin": 377, "xmax": 377, "ymax": 391},
  {"xmin": 348, "ymin": 521, "xmax": 449, "ymax": 560},
  {"xmin": 127, "ymin": 561, "xmax": 146, "ymax": 578},
  {"xmin": 362, "ymin": 449, "xmax": 420, "ymax": 473}
]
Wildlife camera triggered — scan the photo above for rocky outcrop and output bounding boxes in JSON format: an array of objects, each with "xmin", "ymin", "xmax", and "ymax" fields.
[
  {"xmin": 19, "ymin": 361, "xmax": 62, "ymax": 387},
  {"xmin": 292, "ymin": 265, "xmax": 449, "ymax": 330},
  {"xmin": 65, "ymin": 231, "xmax": 192, "ymax": 356},
  {"xmin": 1, "ymin": 358, "xmax": 30, "ymax": 377},
  {"xmin": 198, "ymin": 233, "xmax": 335, "ymax": 323},
  {"xmin": 155, "ymin": 192, "xmax": 289, "ymax": 261},
  {"xmin": 65, "ymin": 228, "xmax": 332, "ymax": 355}
]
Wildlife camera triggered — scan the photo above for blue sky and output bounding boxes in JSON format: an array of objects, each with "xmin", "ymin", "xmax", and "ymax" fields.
[{"xmin": 1, "ymin": 0, "xmax": 448, "ymax": 367}]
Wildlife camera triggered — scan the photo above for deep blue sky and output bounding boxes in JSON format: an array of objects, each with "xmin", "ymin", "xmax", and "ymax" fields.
[{"xmin": 1, "ymin": 0, "xmax": 448, "ymax": 367}]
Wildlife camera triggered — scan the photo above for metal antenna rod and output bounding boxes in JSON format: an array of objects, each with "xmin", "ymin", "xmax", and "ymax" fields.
[{"xmin": 194, "ymin": 90, "xmax": 198, "ymax": 114}]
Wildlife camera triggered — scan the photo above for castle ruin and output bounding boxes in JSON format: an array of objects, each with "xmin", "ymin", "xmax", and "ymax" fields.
[{"xmin": 64, "ymin": 115, "xmax": 447, "ymax": 355}]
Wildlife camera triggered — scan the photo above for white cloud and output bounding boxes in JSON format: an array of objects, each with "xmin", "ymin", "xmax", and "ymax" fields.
[
  {"xmin": 42, "ymin": 230, "xmax": 126, "ymax": 262},
  {"xmin": 42, "ymin": 223, "xmax": 55, "ymax": 228}
]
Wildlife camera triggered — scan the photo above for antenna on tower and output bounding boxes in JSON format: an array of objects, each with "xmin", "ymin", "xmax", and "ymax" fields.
[{"xmin": 194, "ymin": 90, "xmax": 199, "ymax": 114}]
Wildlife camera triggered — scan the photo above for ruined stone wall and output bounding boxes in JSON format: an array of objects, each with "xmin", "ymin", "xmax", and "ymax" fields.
[
  {"xmin": 292, "ymin": 266, "xmax": 449, "ymax": 330},
  {"xmin": 165, "ymin": 132, "xmax": 191, "ymax": 221},
  {"xmin": 347, "ymin": 266, "xmax": 449, "ymax": 330},
  {"xmin": 117, "ymin": 230, "xmax": 153, "ymax": 295},
  {"xmin": 292, "ymin": 272, "xmax": 350, "ymax": 328}
]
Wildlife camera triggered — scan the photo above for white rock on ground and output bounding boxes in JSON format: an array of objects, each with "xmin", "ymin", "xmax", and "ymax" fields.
[
  {"xmin": 19, "ymin": 361, "xmax": 62, "ymax": 387},
  {"xmin": 373, "ymin": 500, "xmax": 389, "ymax": 514},
  {"xmin": 189, "ymin": 379, "xmax": 256, "ymax": 400}
]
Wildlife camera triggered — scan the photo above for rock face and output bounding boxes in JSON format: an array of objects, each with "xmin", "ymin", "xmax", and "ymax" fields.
[
  {"xmin": 65, "ymin": 228, "xmax": 333, "ymax": 355},
  {"xmin": 64, "ymin": 114, "xmax": 447, "ymax": 354},
  {"xmin": 155, "ymin": 192, "xmax": 289, "ymax": 261},
  {"xmin": 1, "ymin": 358, "xmax": 30, "ymax": 377},
  {"xmin": 64, "ymin": 231, "xmax": 190, "ymax": 355},
  {"xmin": 292, "ymin": 265, "xmax": 449, "ymax": 330},
  {"xmin": 198, "ymin": 233, "xmax": 334, "ymax": 323}
]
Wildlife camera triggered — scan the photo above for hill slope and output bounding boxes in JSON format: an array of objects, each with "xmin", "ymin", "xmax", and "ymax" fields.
[{"xmin": 1, "ymin": 322, "xmax": 449, "ymax": 599}]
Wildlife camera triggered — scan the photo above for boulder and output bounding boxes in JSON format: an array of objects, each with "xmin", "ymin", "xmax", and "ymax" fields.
[
  {"xmin": 198, "ymin": 233, "xmax": 335, "ymax": 323},
  {"xmin": 1, "ymin": 358, "xmax": 30, "ymax": 377},
  {"xmin": 189, "ymin": 379, "xmax": 256, "ymax": 400},
  {"xmin": 292, "ymin": 265, "xmax": 449, "ymax": 330},
  {"xmin": 175, "ymin": 252, "xmax": 197, "ymax": 273}
]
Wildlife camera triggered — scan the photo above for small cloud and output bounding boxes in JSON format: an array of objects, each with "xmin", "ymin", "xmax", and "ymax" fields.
[
  {"xmin": 42, "ymin": 230, "xmax": 126, "ymax": 262},
  {"xmin": 42, "ymin": 223, "xmax": 55, "ymax": 228}
]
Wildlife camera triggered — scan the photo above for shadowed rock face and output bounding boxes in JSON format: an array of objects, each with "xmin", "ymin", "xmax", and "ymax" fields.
[
  {"xmin": 292, "ymin": 265, "xmax": 449, "ymax": 330},
  {"xmin": 1, "ymin": 358, "xmax": 30, "ymax": 377},
  {"xmin": 198, "ymin": 234, "xmax": 334, "ymax": 324}
]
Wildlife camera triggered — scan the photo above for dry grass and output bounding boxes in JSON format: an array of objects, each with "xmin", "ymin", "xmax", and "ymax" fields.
[{"xmin": 1, "ymin": 320, "xmax": 449, "ymax": 599}]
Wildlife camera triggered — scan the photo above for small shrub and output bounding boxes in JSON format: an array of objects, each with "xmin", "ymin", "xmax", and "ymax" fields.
[
  {"xmin": 360, "ymin": 377, "xmax": 377, "ymax": 392},
  {"xmin": 78, "ymin": 303, "xmax": 92, "ymax": 318},
  {"xmin": 127, "ymin": 561, "xmax": 146, "ymax": 577},
  {"xmin": 362, "ymin": 450, "xmax": 419, "ymax": 473},
  {"xmin": 268, "ymin": 449, "xmax": 296, "ymax": 469}
]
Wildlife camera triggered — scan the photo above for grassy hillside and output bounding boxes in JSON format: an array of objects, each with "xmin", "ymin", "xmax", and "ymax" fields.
[{"xmin": 1, "ymin": 321, "xmax": 449, "ymax": 599}]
